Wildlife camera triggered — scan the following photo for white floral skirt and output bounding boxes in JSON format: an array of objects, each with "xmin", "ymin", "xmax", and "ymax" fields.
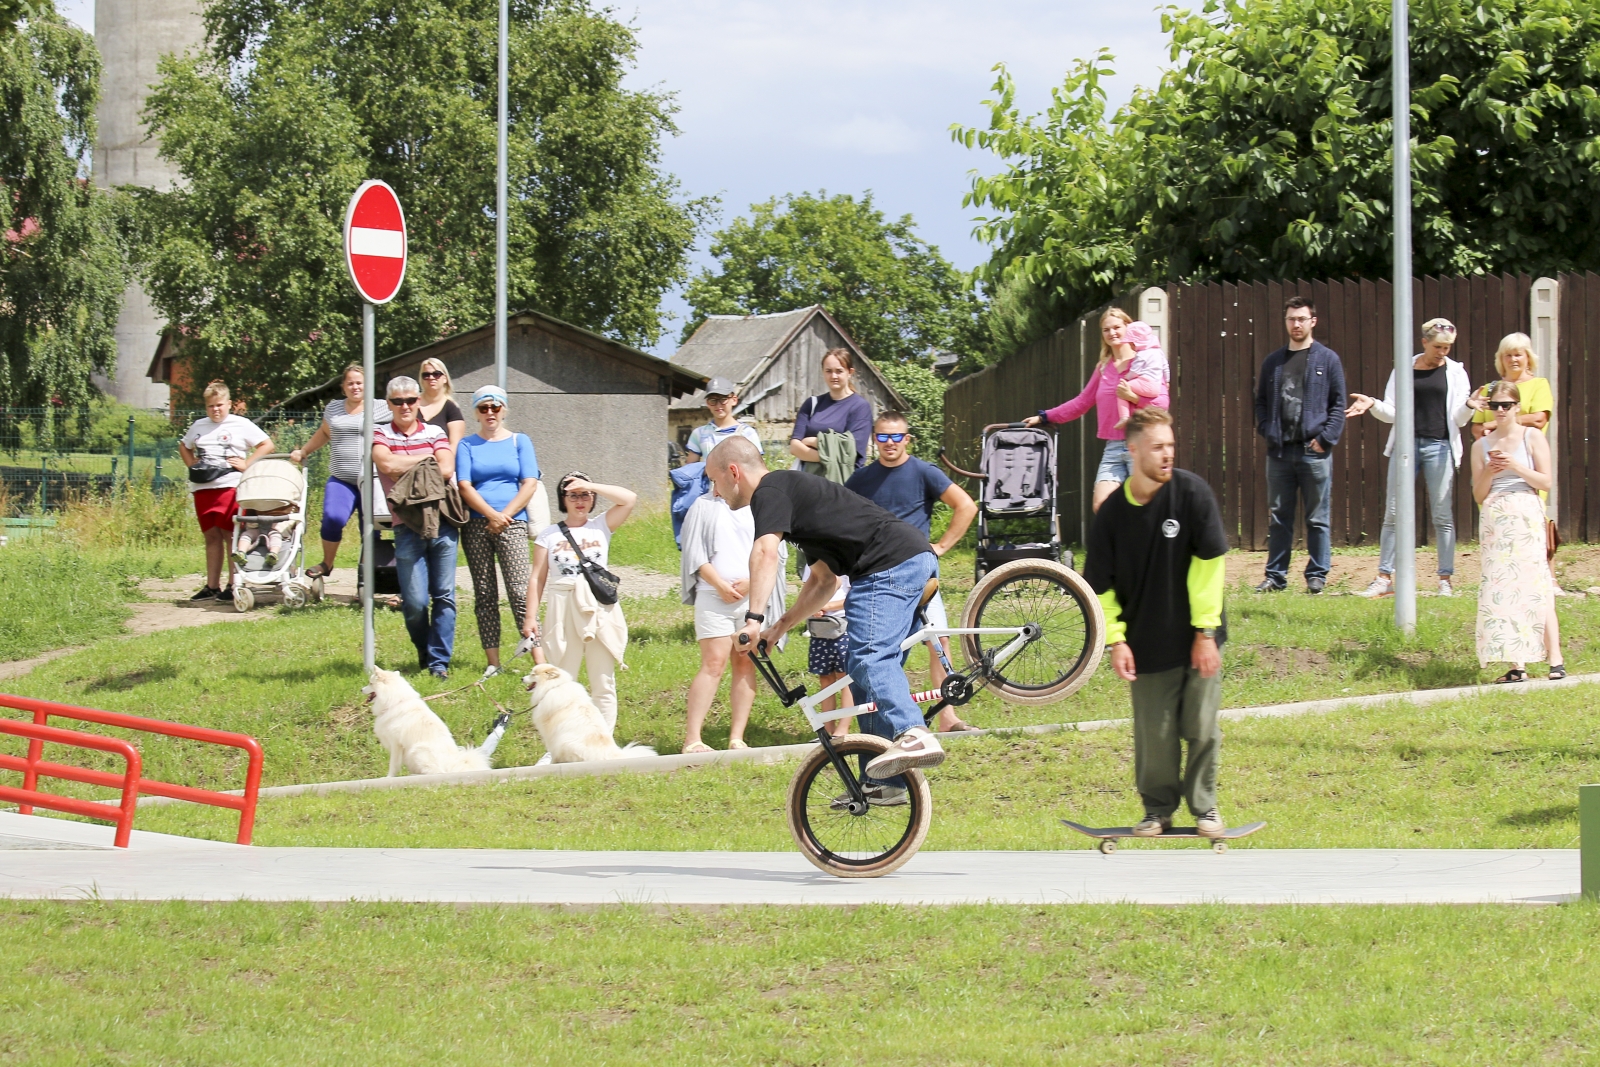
[{"xmin": 1475, "ymin": 491, "xmax": 1550, "ymax": 666}]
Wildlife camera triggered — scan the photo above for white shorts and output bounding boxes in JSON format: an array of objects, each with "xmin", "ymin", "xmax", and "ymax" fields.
[
  {"xmin": 922, "ymin": 590, "xmax": 948, "ymax": 634},
  {"xmin": 694, "ymin": 591, "xmax": 747, "ymax": 640}
]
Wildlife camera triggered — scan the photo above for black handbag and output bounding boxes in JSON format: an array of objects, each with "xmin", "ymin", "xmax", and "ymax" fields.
[
  {"xmin": 187, "ymin": 461, "xmax": 232, "ymax": 483},
  {"xmin": 558, "ymin": 522, "xmax": 621, "ymax": 605}
]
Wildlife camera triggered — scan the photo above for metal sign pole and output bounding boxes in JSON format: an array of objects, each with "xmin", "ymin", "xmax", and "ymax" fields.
[
  {"xmin": 494, "ymin": 0, "xmax": 509, "ymax": 391},
  {"xmin": 1392, "ymin": 0, "xmax": 1417, "ymax": 634},
  {"xmin": 361, "ymin": 300, "xmax": 377, "ymax": 672}
]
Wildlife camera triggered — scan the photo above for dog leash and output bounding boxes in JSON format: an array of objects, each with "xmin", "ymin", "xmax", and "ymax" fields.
[{"xmin": 427, "ymin": 678, "xmax": 515, "ymax": 721}]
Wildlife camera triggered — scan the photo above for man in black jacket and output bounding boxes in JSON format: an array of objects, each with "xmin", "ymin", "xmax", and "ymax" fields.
[{"xmin": 1253, "ymin": 296, "xmax": 1347, "ymax": 594}]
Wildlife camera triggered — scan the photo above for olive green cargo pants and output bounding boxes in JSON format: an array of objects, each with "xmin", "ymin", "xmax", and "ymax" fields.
[{"xmin": 1129, "ymin": 664, "xmax": 1221, "ymax": 820}]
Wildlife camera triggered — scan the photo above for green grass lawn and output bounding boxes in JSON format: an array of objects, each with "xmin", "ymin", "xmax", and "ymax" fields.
[
  {"xmin": 127, "ymin": 682, "xmax": 1598, "ymax": 851},
  {"xmin": 2, "ymin": 901, "xmax": 1597, "ymax": 1065}
]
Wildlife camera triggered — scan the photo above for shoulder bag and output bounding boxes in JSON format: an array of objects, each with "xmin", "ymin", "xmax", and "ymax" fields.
[{"xmin": 558, "ymin": 521, "xmax": 622, "ymax": 605}]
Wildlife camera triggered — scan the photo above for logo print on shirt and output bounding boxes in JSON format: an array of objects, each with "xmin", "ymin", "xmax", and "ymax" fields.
[{"xmin": 1161, "ymin": 519, "xmax": 1181, "ymax": 539}]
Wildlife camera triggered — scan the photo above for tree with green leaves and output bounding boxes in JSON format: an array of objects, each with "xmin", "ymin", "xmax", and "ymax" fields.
[
  {"xmin": 0, "ymin": 1, "xmax": 126, "ymax": 409},
  {"xmin": 957, "ymin": 0, "xmax": 1600, "ymax": 351},
  {"xmin": 135, "ymin": 0, "xmax": 706, "ymax": 405},
  {"xmin": 682, "ymin": 191, "xmax": 982, "ymax": 455}
]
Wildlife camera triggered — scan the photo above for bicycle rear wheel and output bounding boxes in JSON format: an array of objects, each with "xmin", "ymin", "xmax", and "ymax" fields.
[
  {"xmin": 786, "ymin": 734, "xmax": 932, "ymax": 878},
  {"xmin": 960, "ymin": 558, "xmax": 1104, "ymax": 705}
]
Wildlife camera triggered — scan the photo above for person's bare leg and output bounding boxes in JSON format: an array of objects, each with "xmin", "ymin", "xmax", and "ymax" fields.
[
  {"xmin": 685, "ymin": 637, "xmax": 731, "ymax": 748},
  {"xmin": 204, "ymin": 527, "xmax": 227, "ymax": 588},
  {"xmin": 1091, "ymin": 479, "xmax": 1121, "ymax": 513},
  {"xmin": 319, "ymin": 537, "xmax": 341, "ymax": 570},
  {"xmin": 728, "ymin": 651, "xmax": 756, "ymax": 745},
  {"xmin": 818, "ymin": 671, "xmax": 853, "ymax": 736},
  {"xmin": 485, "ymin": 647, "xmax": 501, "ymax": 668},
  {"xmin": 930, "ymin": 639, "xmax": 966, "ymax": 731},
  {"xmin": 1545, "ymin": 603, "xmax": 1564, "ymax": 667}
]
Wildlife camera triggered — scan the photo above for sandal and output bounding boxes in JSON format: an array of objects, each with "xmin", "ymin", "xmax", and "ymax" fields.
[
  {"xmin": 682, "ymin": 741, "xmax": 713, "ymax": 754},
  {"xmin": 306, "ymin": 562, "xmax": 333, "ymax": 579},
  {"xmin": 728, "ymin": 739, "xmax": 749, "ymax": 750},
  {"xmin": 942, "ymin": 720, "xmax": 982, "ymax": 733},
  {"xmin": 1494, "ymin": 669, "xmax": 1529, "ymax": 684},
  {"xmin": 1548, "ymin": 664, "xmax": 1567, "ymax": 681}
]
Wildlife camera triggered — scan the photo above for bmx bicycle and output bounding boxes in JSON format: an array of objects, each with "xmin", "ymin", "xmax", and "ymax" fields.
[{"xmin": 741, "ymin": 558, "xmax": 1104, "ymax": 878}]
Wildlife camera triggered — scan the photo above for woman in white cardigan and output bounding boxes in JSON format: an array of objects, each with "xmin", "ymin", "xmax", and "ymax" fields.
[{"xmin": 1346, "ymin": 317, "xmax": 1483, "ymax": 598}]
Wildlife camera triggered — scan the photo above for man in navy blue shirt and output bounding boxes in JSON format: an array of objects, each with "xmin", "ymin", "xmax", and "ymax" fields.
[{"xmin": 846, "ymin": 412, "xmax": 979, "ymax": 730}]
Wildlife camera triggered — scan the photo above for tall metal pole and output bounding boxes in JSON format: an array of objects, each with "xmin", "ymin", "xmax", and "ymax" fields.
[
  {"xmin": 494, "ymin": 0, "xmax": 509, "ymax": 391},
  {"xmin": 361, "ymin": 301, "xmax": 377, "ymax": 673},
  {"xmin": 1392, "ymin": 0, "xmax": 1417, "ymax": 633}
]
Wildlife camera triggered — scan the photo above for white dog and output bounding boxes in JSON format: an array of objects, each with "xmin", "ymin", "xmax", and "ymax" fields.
[
  {"xmin": 363, "ymin": 668, "xmax": 511, "ymax": 776},
  {"xmin": 523, "ymin": 663, "xmax": 656, "ymax": 763}
]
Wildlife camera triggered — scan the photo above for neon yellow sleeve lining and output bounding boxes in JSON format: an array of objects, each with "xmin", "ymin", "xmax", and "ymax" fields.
[
  {"xmin": 1098, "ymin": 589, "xmax": 1126, "ymax": 646},
  {"xmin": 1187, "ymin": 555, "xmax": 1225, "ymax": 629}
]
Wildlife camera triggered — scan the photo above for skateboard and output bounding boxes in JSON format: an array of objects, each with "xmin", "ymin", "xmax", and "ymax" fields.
[{"xmin": 1061, "ymin": 819, "xmax": 1267, "ymax": 854}]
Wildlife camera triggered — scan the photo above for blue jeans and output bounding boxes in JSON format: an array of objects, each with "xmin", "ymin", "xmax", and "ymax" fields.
[
  {"xmin": 1095, "ymin": 439, "xmax": 1132, "ymax": 484},
  {"xmin": 394, "ymin": 523, "xmax": 459, "ymax": 671},
  {"xmin": 1379, "ymin": 437, "xmax": 1456, "ymax": 577},
  {"xmin": 844, "ymin": 551, "xmax": 939, "ymax": 782},
  {"xmin": 1264, "ymin": 446, "xmax": 1333, "ymax": 585}
]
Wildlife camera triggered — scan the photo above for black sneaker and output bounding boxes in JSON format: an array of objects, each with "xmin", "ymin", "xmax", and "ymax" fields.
[
  {"xmin": 1253, "ymin": 579, "xmax": 1285, "ymax": 593},
  {"xmin": 1306, "ymin": 576, "xmax": 1326, "ymax": 594},
  {"xmin": 429, "ymin": 666, "xmax": 450, "ymax": 681},
  {"xmin": 830, "ymin": 783, "xmax": 908, "ymax": 809},
  {"xmin": 190, "ymin": 586, "xmax": 219, "ymax": 601}
]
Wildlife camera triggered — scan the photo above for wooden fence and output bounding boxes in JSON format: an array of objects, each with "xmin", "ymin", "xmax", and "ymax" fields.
[{"xmin": 942, "ymin": 272, "xmax": 1596, "ymax": 549}]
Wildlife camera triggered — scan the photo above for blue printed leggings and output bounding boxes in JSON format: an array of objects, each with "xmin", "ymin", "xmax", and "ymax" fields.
[{"xmin": 320, "ymin": 477, "xmax": 362, "ymax": 542}]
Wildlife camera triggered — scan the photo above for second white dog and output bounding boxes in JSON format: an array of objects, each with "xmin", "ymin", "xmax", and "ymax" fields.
[
  {"xmin": 524, "ymin": 663, "xmax": 656, "ymax": 763},
  {"xmin": 363, "ymin": 668, "xmax": 510, "ymax": 776}
]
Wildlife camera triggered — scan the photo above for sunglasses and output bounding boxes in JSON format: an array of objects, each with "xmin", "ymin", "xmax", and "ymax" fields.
[
  {"xmin": 389, "ymin": 396, "xmax": 420, "ymax": 406},
  {"xmin": 476, "ymin": 403, "xmax": 504, "ymax": 413},
  {"xmin": 1488, "ymin": 400, "xmax": 1518, "ymax": 411},
  {"xmin": 875, "ymin": 432, "xmax": 908, "ymax": 443},
  {"xmin": 419, "ymin": 370, "xmax": 445, "ymax": 380},
  {"xmin": 564, "ymin": 491, "xmax": 595, "ymax": 501}
]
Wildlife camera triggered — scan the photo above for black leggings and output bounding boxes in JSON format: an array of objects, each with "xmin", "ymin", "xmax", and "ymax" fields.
[{"xmin": 460, "ymin": 516, "xmax": 530, "ymax": 649}]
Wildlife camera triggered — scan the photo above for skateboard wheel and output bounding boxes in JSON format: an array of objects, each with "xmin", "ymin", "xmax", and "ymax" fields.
[
  {"xmin": 1212, "ymin": 840, "xmax": 1228, "ymax": 853},
  {"xmin": 1098, "ymin": 838, "xmax": 1116, "ymax": 854}
]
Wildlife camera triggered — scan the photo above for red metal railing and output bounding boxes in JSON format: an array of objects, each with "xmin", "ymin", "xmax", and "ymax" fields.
[
  {"xmin": 0, "ymin": 693, "xmax": 263, "ymax": 845},
  {"xmin": 0, "ymin": 718, "xmax": 142, "ymax": 847}
]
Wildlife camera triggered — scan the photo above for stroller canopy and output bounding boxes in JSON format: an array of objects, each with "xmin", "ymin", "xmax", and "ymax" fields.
[{"xmin": 234, "ymin": 457, "xmax": 305, "ymax": 512}]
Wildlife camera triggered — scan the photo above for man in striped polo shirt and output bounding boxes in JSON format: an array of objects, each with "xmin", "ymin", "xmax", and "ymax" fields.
[{"xmin": 373, "ymin": 375, "xmax": 458, "ymax": 679}]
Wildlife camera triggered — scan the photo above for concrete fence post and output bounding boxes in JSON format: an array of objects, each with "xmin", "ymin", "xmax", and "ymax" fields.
[{"xmin": 1583, "ymin": 785, "xmax": 1600, "ymax": 901}]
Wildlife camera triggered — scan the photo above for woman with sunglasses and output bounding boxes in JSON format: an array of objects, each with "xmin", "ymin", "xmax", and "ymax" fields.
[
  {"xmin": 1472, "ymin": 380, "xmax": 1564, "ymax": 682},
  {"xmin": 525, "ymin": 472, "xmax": 637, "ymax": 732},
  {"xmin": 417, "ymin": 358, "xmax": 467, "ymax": 453},
  {"xmin": 456, "ymin": 386, "xmax": 541, "ymax": 679}
]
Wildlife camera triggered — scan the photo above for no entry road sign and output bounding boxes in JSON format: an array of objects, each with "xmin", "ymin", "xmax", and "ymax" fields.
[{"xmin": 344, "ymin": 180, "xmax": 407, "ymax": 305}]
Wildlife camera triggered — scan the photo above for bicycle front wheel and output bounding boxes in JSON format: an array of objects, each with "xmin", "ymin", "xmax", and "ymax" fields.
[
  {"xmin": 786, "ymin": 734, "xmax": 933, "ymax": 878},
  {"xmin": 960, "ymin": 558, "xmax": 1104, "ymax": 705}
]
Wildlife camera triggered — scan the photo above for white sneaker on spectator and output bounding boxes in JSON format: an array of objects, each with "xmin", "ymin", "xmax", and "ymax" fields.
[
  {"xmin": 1437, "ymin": 578, "xmax": 1453, "ymax": 598},
  {"xmin": 1358, "ymin": 576, "xmax": 1393, "ymax": 598},
  {"xmin": 481, "ymin": 665, "xmax": 502, "ymax": 680}
]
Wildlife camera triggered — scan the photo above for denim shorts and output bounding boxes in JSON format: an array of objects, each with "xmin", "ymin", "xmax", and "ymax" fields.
[{"xmin": 1095, "ymin": 439, "xmax": 1132, "ymax": 484}]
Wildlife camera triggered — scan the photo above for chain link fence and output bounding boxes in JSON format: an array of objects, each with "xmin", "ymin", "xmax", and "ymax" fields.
[{"xmin": 0, "ymin": 408, "xmax": 327, "ymax": 514}]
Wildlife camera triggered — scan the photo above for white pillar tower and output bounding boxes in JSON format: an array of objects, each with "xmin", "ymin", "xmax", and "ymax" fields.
[{"xmin": 92, "ymin": 0, "xmax": 206, "ymax": 410}]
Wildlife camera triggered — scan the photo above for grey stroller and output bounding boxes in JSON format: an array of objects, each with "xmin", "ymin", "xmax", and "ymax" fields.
[{"xmin": 940, "ymin": 423, "xmax": 1063, "ymax": 581}]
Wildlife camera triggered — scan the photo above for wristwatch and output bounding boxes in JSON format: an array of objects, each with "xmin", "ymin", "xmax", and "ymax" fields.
[
  {"xmin": 1196, "ymin": 627, "xmax": 1218, "ymax": 640},
  {"xmin": 744, "ymin": 612, "xmax": 765, "ymax": 623}
]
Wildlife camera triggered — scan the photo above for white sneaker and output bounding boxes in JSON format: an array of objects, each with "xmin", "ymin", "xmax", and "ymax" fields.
[
  {"xmin": 1438, "ymin": 578, "xmax": 1453, "ymax": 598},
  {"xmin": 1195, "ymin": 808, "xmax": 1226, "ymax": 839},
  {"xmin": 535, "ymin": 752, "xmax": 553, "ymax": 766},
  {"xmin": 481, "ymin": 665, "xmax": 502, "ymax": 680},
  {"xmin": 1357, "ymin": 576, "xmax": 1394, "ymax": 598},
  {"xmin": 864, "ymin": 727, "xmax": 945, "ymax": 779}
]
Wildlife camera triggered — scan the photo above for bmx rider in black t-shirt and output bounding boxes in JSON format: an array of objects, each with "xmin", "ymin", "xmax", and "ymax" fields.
[{"xmin": 704, "ymin": 437, "xmax": 945, "ymax": 797}]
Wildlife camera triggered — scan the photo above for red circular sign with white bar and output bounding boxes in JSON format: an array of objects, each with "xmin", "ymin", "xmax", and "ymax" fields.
[{"xmin": 343, "ymin": 180, "xmax": 407, "ymax": 305}]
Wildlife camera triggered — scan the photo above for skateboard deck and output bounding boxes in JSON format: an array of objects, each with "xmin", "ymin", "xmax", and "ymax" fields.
[{"xmin": 1061, "ymin": 819, "xmax": 1266, "ymax": 853}]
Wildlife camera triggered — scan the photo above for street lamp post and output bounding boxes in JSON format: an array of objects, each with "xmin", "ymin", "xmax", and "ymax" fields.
[
  {"xmin": 1392, "ymin": 0, "xmax": 1417, "ymax": 634},
  {"xmin": 494, "ymin": 0, "xmax": 509, "ymax": 391}
]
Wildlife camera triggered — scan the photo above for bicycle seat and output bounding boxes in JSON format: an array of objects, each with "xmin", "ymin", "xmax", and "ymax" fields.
[{"xmin": 919, "ymin": 578, "xmax": 940, "ymax": 609}]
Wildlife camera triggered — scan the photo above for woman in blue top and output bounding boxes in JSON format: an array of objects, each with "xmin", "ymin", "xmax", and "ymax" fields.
[
  {"xmin": 789, "ymin": 348, "xmax": 874, "ymax": 474},
  {"xmin": 456, "ymin": 385, "xmax": 541, "ymax": 679}
]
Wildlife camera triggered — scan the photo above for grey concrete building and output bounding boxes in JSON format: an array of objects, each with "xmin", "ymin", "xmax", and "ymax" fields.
[
  {"xmin": 668, "ymin": 306, "xmax": 905, "ymax": 446},
  {"xmin": 282, "ymin": 310, "xmax": 707, "ymax": 507},
  {"xmin": 92, "ymin": 0, "xmax": 206, "ymax": 410}
]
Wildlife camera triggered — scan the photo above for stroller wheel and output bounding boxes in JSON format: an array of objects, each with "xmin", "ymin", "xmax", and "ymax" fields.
[
  {"xmin": 960, "ymin": 559, "xmax": 1105, "ymax": 705},
  {"xmin": 283, "ymin": 584, "xmax": 308, "ymax": 609},
  {"xmin": 233, "ymin": 586, "xmax": 255, "ymax": 613}
]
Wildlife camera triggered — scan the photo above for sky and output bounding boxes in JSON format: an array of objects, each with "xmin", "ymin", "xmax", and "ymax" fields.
[{"xmin": 57, "ymin": 0, "xmax": 1171, "ymax": 350}]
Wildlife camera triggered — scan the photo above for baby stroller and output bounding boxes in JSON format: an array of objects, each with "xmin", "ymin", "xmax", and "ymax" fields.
[
  {"xmin": 940, "ymin": 423, "xmax": 1064, "ymax": 581},
  {"xmin": 229, "ymin": 455, "xmax": 324, "ymax": 612}
]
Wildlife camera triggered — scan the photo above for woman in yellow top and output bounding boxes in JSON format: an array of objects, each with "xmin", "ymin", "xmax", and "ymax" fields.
[{"xmin": 1470, "ymin": 333, "xmax": 1551, "ymax": 439}]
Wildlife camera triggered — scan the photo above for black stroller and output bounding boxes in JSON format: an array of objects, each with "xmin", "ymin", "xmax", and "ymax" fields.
[{"xmin": 941, "ymin": 423, "xmax": 1064, "ymax": 581}]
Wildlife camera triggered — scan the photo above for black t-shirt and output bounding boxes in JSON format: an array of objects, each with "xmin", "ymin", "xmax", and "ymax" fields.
[
  {"xmin": 1085, "ymin": 470, "xmax": 1230, "ymax": 675},
  {"xmin": 426, "ymin": 398, "xmax": 464, "ymax": 432},
  {"xmin": 1280, "ymin": 348, "xmax": 1311, "ymax": 444},
  {"xmin": 1413, "ymin": 363, "xmax": 1449, "ymax": 440},
  {"xmin": 751, "ymin": 469, "xmax": 930, "ymax": 579}
]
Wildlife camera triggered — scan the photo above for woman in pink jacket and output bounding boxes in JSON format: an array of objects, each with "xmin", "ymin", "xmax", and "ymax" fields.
[{"xmin": 1024, "ymin": 308, "xmax": 1170, "ymax": 511}]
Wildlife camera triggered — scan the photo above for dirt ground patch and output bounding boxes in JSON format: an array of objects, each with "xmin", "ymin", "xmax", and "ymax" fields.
[{"xmin": 1223, "ymin": 544, "xmax": 1600, "ymax": 596}]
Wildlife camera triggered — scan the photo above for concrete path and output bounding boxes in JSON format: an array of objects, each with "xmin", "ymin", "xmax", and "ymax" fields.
[{"xmin": 0, "ymin": 816, "xmax": 1575, "ymax": 905}]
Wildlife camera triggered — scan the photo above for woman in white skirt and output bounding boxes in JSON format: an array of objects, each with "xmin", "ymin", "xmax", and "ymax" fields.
[
  {"xmin": 524, "ymin": 472, "xmax": 635, "ymax": 730},
  {"xmin": 1472, "ymin": 380, "xmax": 1562, "ymax": 682}
]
